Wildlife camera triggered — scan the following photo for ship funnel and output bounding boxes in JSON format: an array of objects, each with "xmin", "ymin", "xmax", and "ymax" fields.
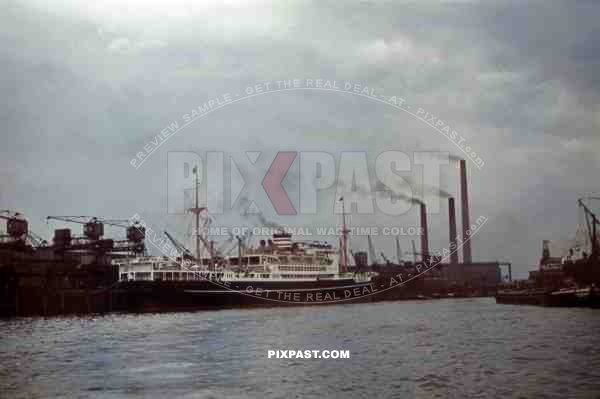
[
  {"xmin": 460, "ymin": 159, "xmax": 472, "ymax": 263},
  {"xmin": 448, "ymin": 197, "xmax": 459, "ymax": 264}
]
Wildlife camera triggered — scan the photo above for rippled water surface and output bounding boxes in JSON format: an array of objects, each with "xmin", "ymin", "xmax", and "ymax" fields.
[{"xmin": 2, "ymin": 298, "xmax": 600, "ymax": 398}]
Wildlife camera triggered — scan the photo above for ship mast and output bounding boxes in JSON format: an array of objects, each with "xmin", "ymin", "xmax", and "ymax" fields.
[
  {"xmin": 237, "ymin": 235, "xmax": 243, "ymax": 270},
  {"xmin": 339, "ymin": 197, "xmax": 349, "ymax": 274},
  {"xmin": 578, "ymin": 198, "xmax": 599, "ymax": 260},
  {"xmin": 190, "ymin": 164, "xmax": 206, "ymax": 264},
  {"xmin": 195, "ymin": 165, "xmax": 200, "ymax": 262}
]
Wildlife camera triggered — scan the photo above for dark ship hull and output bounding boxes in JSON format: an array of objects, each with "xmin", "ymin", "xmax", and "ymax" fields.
[
  {"xmin": 113, "ymin": 271, "xmax": 449, "ymax": 313},
  {"xmin": 495, "ymin": 256, "xmax": 600, "ymax": 308},
  {"xmin": 495, "ymin": 287, "xmax": 600, "ymax": 308},
  {"xmin": 118, "ymin": 278, "xmax": 391, "ymax": 312}
]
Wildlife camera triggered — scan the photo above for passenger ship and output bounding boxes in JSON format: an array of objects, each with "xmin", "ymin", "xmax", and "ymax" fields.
[{"xmin": 114, "ymin": 232, "xmax": 384, "ymax": 311}]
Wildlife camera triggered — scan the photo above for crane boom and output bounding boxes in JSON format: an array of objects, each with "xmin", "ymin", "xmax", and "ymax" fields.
[
  {"xmin": 0, "ymin": 210, "xmax": 19, "ymax": 220},
  {"xmin": 578, "ymin": 198, "xmax": 599, "ymax": 259},
  {"xmin": 0, "ymin": 211, "xmax": 25, "ymax": 224},
  {"xmin": 46, "ymin": 216, "xmax": 146, "ymax": 251},
  {"xmin": 164, "ymin": 231, "xmax": 193, "ymax": 258},
  {"xmin": 380, "ymin": 251, "xmax": 389, "ymax": 264},
  {"xmin": 28, "ymin": 232, "xmax": 47, "ymax": 247},
  {"xmin": 46, "ymin": 216, "xmax": 98, "ymax": 224},
  {"xmin": 101, "ymin": 219, "xmax": 139, "ymax": 228},
  {"xmin": 578, "ymin": 200, "xmax": 600, "ymax": 224},
  {"xmin": 46, "ymin": 216, "xmax": 136, "ymax": 227}
]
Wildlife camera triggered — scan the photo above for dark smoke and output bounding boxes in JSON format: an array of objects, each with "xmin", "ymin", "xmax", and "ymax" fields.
[
  {"xmin": 396, "ymin": 193, "xmax": 423, "ymax": 205},
  {"xmin": 256, "ymin": 213, "xmax": 283, "ymax": 229},
  {"xmin": 342, "ymin": 177, "xmax": 423, "ymax": 205}
]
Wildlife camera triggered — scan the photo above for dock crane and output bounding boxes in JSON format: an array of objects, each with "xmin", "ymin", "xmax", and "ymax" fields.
[
  {"xmin": 0, "ymin": 210, "xmax": 49, "ymax": 249},
  {"xmin": 46, "ymin": 216, "xmax": 146, "ymax": 254},
  {"xmin": 46, "ymin": 216, "xmax": 105, "ymax": 240},
  {"xmin": 164, "ymin": 231, "xmax": 194, "ymax": 259},
  {"xmin": 103, "ymin": 219, "xmax": 146, "ymax": 255},
  {"xmin": 380, "ymin": 252, "xmax": 391, "ymax": 265},
  {"xmin": 1, "ymin": 210, "xmax": 28, "ymax": 240},
  {"xmin": 578, "ymin": 198, "xmax": 600, "ymax": 260},
  {"xmin": 103, "ymin": 219, "xmax": 146, "ymax": 249}
]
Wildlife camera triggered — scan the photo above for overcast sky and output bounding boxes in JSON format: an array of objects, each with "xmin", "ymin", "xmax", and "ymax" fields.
[{"xmin": 1, "ymin": 0, "xmax": 599, "ymax": 277}]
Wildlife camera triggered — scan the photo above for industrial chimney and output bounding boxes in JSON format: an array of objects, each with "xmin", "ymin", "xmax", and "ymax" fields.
[
  {"xmin": 420, "ymin": 202, "xmax": 429, "ymax": 263},
  {"xmin": 448, "ymin": 197, "xmax": 459, "ymax": 264},
  {"xmin": 459, "ymin": 160, "xmax": 472, "ymax": 263}
]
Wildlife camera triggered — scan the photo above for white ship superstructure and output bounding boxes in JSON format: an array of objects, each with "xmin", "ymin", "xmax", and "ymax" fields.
[
  {"xmin": 114, "ymin": 232, "xmax": 371, "ymax": 283},
  {"xmin": 113, "ymin": 166, "xmax": 374, "ymax": 284}
]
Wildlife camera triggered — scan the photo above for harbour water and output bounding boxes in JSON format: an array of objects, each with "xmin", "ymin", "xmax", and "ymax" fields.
[{"xmin": 1, "ymin": 298, "xmax": 600, "ymax": 398}]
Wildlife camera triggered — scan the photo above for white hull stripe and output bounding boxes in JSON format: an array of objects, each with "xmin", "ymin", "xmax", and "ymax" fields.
[{"xmin": 183, "ymin": 283, "xmax": 375, "ymax": 294}]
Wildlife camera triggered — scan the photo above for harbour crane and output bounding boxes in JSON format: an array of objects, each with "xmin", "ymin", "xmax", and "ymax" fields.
[
  {"xmin": 46, "ymin": 216, "xmax": 105, "ymax": 240},
  {"xmin": 46, "ymin": 216, "xmax": 145, "ymax": 237},
  {"xmin": 102, "ymin": 219, "xmax": 146, "ymax": 255},
  {"xmin": 164, "ymin": 231, "xmax": 194, "ymax": 259},
  {"xmin": 578, "ymin": 198, "xmax": 599, "ymax": 260},
  {"xmin": 1, "ymin": 211, "xmax": 28, "ymax": 239},
  {"xmin": 1, "ymin": 210, "xmax": 49, "ymax": 249},
  {"xmin": 46, "ymin": 216, "xmax": 146, "ymax": 254}
]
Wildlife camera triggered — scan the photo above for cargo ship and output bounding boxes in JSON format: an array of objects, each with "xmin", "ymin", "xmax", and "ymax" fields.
[
  {"xmin": 113, "ymin": 231, "xmax": 392, "ymax": 311},
  {"xmin": 496, "ymin": 197, "xmax": 600, "ymax": 308},
  {"xmin": 113, "ymin": 166, "xmax": 401, "ymax": 310}
]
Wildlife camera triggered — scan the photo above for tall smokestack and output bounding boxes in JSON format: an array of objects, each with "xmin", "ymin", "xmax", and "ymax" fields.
[
  {"xmin": 460, "ymin": 160, "xmax": 472, "ymax": 263},
  {"xmin": 448, "ymin": 197, "xmax": 459, "ymax": 264},
  {"xmin": 420, "ymin": 202, "xmax": 429, "ymax": 263}
]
